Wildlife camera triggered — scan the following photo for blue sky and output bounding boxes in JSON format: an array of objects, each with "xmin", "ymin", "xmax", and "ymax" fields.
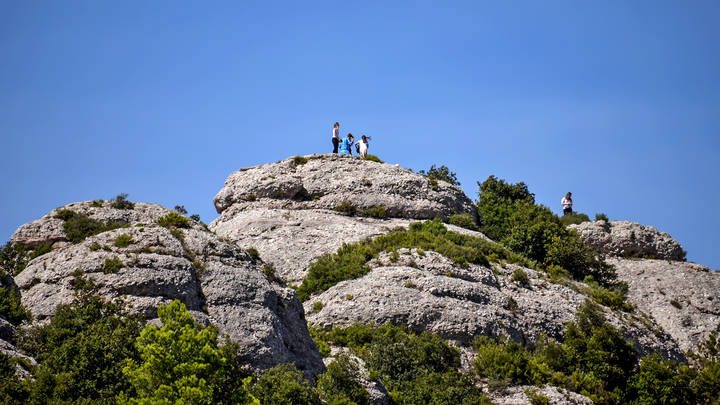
[{"xmin": 2, "ymin": 1, "xmax": 719, "ymax": 269}]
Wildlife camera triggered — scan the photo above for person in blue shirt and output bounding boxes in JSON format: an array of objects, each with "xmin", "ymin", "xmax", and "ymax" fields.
[{"xmin": 338, "ymin": 133, "xmax": 355, "ymax": 155}]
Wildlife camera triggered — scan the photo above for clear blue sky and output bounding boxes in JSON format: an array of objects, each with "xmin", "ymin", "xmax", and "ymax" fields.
[{"xmin": 2, "ymin": 1, "xmax": 719, "ymax": 269}]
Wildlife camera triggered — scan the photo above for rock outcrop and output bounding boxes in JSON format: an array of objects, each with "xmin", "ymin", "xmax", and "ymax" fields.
[
  {"xmin": 487, "ymin": 385, "xmax": 593, "ymax": 405},
  {"xmin": 611, "ymin": 257, "xmax": 720, "ymax": 352},
  {"xmin": 11, "ymin": 201, "xmax": 324, "ymax": 375},
  {"xmin": 305, "ymin": 249, "xmax": 684, "ymax": 361},
  {"xmin": 210, "ymin": 154, "xmax": 479, "ymax": 284},
  {"xmin": 568, "ymin": 220, "xmax": 685, "ymax": 260}
]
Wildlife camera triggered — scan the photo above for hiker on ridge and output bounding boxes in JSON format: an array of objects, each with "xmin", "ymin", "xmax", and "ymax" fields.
[
  {"xmin": 561, "ymin": 192, "xmax": 573, "ymax": 216},
  {"xmin": 338, "ymin": 133, "xmax": 355, "ymax": 155},
  {"xmin": 355, "ymin": 135, "xmax": 370, "ymax": 158},
  {"xmin": 332, "ymin": 122, "xmax": 340, "ymax": 153}
]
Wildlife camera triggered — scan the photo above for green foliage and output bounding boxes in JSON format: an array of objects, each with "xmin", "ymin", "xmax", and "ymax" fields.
[
  {"xmin": 157, "ymin": 211, "xmax": 190, "ymax": 228},
  {"xmin": 584, "ymin": 278, "xmax": 633, "ymax": 311},
  {"xmin": 89, "ymin": 241, "xmax": 102, "ymax": 251},
  {"xmin": 595, "ymin": 213, "xmax": 609, "ymax": 222},
  {"xmin": 121, "ymin": 300, "xmax": 258, "ymax": 404},
  {"xmin": 429, "ymin": 178, "xmax": 439, "ymax": 191},
  {"xmin": 190, "ymin": 214, "xmax": 201, "ymax": 222},
  {"xmin": 111, "ymin": 193, "xmax": 135, "ymax": 209},
  {"xmin": 627, "ymin": 353, "xmax": 696, "ymax": 405},
  {"xmin": 246, "ymin": 247, "xmax": 260, "ymax": 261},
  {"xmin": 312, "ymin": 301, "xmax": 324, "ymax": 313},
  {"xmin": 448, "ymin": 212, "xmax": 480, "ymax": 231},
  {"xmin": 366, "ymin": 206, "xmax": 386, "ymax": 219},
  {"xmin": 297, "ymin": 220, "xmax": 524, "ymax": 301},
  {"xmin": 292, "ymin": 156, "xmax": 309, "ymax": 166},
  {"xmin": 419, "ymin": 164, "xmax": 461, "ymax": 186},
  {"xmin": 477, "ymin": 175, "xmax": 535, "ymax": 242},
  {"xmin": 249, "ymin": 363, "xmax": 319, "ymax": 405},
  {"xmin": 559, "ymin": 212, "xmax": 591, "ymax": 226},
  {"xmin": 263, "ymin": 263, "xmax": 282, "ymax": 283},
  {"xmin": 474, "ymin": 300, "xmax": 639, "ymax": 404},
  {"xmin": 103, "ymin": 257, "xmax": 124, "ymax": 274},
  {"xmin": 28, "ymin": 243, "xmax": 52, "ymax": 260},
  {"xmin": 317, "ymin": 354, "xmax": 370, "ymax": 405},
  {"xmin": 0, "ymin": 283, "xmax": 31, "ymax": 326},
  {"xmin": 0, "ymin": 353, "xmax": 30, "ymax": 403},
  {"xmin": 17, "ymin": 291, "xmax": 144, "ymax": 403},
  {"xmin": 246, "ymin": 193, "xmax": 257, "ymax": 201},
  {"xmin": 526, "ymin": 389, "xmax": 550, "ymax": 405},
  {"xmin": 0, "ymin": 241, "xmax": 30, "ymax": 276},
  {"xmin": 91, "ymin": 199, "xmax": 104, "ymax": 207},
  {"xmin": 334, "ymin": 200, "xmax": 357, "ymax": 216},
  {"xmin": 546, "ymin": 234, "xmax": 618, "ymax": 286},
  {"xmin": 114, "ymin": 233, "xmax": 135, "ymax": 248},
  {"xmin": 174, "ymin": 205, "xmax": 188, "ymax": 215},
  {"xmin": 312, "ymin": 323, "xmax": 489, "ymax": 405},
  {"xmin": 56, "ymin": 209, "xmax": 129, "ymax": 243},
  {"xmin": 511, "ymin": 268, "xmax": 529, "ymax": 285},
  {"xmin": 364, "ymin": 154, "xmax": 383, "ymax": 163}
]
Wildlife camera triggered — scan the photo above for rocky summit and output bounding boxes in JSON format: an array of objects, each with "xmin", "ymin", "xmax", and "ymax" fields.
[{"xmin": 2, "ymin": 154, "xmax": 719, "ymax": 404}]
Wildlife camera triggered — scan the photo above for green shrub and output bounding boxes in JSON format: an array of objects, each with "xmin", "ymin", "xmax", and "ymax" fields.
[
  {"xmin": 55, "ymin": 210, "xmax": 128, "ymax": 243},
  {"xmin": 0, "ymin": 242, "xmax": 30, "ymax": 276},
  {"xmin": 334, "ymin": 201, "xmax": 357, "ymax": 216},
  {"xmin": 473, "ymin": 335, "xmax": 531, "ymax": 388},
  {"xmin": 249, "ymin": 363, "xmax": 319, "ymax": 405},
  {"xmin": 448, "ymin": 213, "xmax": 479, "ymax": 231},
  {"xmin": 110, "ymin": 193, "xmax": 134, "ymax": 210},
  {"xmin": 364, "ymin": 154, "xmax": 383, "ymax": 163},
  {"xmin": 174, "ymin": 205, "xmax": 188, "ymax": 215},
  {"xmin": 263, "ymin": 263, "xmax": 281, "ymax": 283},
  {"xmin": 312, "ymin": 301, "xmax": 324, "ymax": 313},
  {"xmin": 559, "ymin": 212, "xmax": 591, "ymax": 226},
  {"xmin": 627, "ymin": 353, "xmax": 696, "ymax": 405},
  {"xmin": 102, "ymin": 257, "xmax": 123, "ymax": 274},
  {"xmin": 419, "ymin": 165, "xmax": 461, "ymax": 186},
  {"xmin": 16, "ymin": 292, "xmax": 143, "ymax": 403},
  {"xmin": 477, "ymin": 175, "xmax": 535, "ymax": 241},
  {"xmin": 114, "ymin": 234, "xmax": 134, "ymax": 248},
  {"xmin": 595, "ymin": 213, "xmax": 609, "ymax": 222},
  {"xmin": 246, "ymin": 193, "xmax": 257, "ymax": 201},
  {"xmin": 297, "ymin": 220, "xmax": 524, "ymax": 300},
  {"xmin": 429, "ymin": 178, "xmax": 439, "ymax": 191},
  {"xmin": 0, "ymin": 353, "xmax": 30, "ymax": 403},
  {"xmin": 247, "ymin": 247, "xmax": 260, "ymax": 261},
  {"xmin": 28, "ymin": 243, "xmax": 52, "ymax": 260},
  {"xmin": 292, "ymin": 156, "xmax": 309, "ymax": 166},
  {"xmin": 157, "ymin": 211, "xmax": 190, "ymax": 228},
  {"xmin": 122, "ymin": 300, "xmax": 258, "ymax": 404},
  {"xmin": 317, "ymin": 354, "xmax": 370, "ymax": 405},
  {"xmin": 584, "ymin": 278, "xmax": 633, "ymax": 311},
  {"xmin": 511, "ymin": 268, "xmax": 529, "ymax": 285},
  {"xmin": 546, "ymin": 234, "xmax": 617, "ymax": 286},
  {"xmin": 190, "ymin": 214, "xmax": 201, "ymax": 222},
  {"xmin": 90, "ymin": 199, "xmax": 104, "ymax": 207},
  {"xmin": 366, "ymin": 206, "xmax": 386, "ymax": 219},
  {"xmin": 0, "ymin": 282, "xmax": 32, "ymax": 325}
]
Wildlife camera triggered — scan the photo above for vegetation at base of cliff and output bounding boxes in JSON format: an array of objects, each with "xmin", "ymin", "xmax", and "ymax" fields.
[
  {"xmin": 55, "ymin": 209, "xmax": 129, "ymax": 243},
  {"xmin": 0, "ymin": 245, "xmax": 33, "ymax": 325},
  {"xmin": 310, "ymin": 323, "xmax": 492, "ymax": 404},
  {"xmin": 473, "ymin": 299, "xmax": 720, "ymax": 404},
  {"xmin": 157, "ymin": 211, "xmax": 191, "ymax": 228},
  {"xmin": 419, "ymin": 164, "xmax": 461, "ymax": 186},
  {"xmin": 297, "ymin": 219, "xmax": 527, "ymax": 301},
  {"xmin": 477, "ymin": 175, "xmax": 617, "ymax": 286}
]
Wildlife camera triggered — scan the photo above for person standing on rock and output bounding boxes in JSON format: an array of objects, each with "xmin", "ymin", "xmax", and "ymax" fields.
[
  {"xmin": 332, "ymin": 122, "xmax": 340, "ymax": 153},
  {"xmin": 355, "ymin": 135, "xmax": 370, "ymax": 158},
  {"xmin": 562, "ymin": 192, "xmax": 573, "ymax": 215},
  {"xmin": 339, "ymin": 133, "xmax": 355, "ymax": 155}
]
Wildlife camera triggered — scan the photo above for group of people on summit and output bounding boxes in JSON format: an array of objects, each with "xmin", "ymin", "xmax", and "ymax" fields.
[{"xmin": 331, "ymin": 122, "xmax": 371, "ymax": 158}]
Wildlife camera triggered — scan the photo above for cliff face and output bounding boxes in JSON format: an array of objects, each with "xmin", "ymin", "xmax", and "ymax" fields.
[
  {"xmin": 10, "ymin": 201, "xmax": 323, "ymax": 375},
  {"xmin": 4, "ymin": 154, "xmax": 719, "ymax": 393}
]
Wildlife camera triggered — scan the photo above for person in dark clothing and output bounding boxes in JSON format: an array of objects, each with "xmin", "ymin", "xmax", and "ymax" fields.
[{"xmin": 332, "ymin": 122, "xmax": 340, "ymax": 153}]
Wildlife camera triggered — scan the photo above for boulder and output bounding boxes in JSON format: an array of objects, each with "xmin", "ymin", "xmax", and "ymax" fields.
[
  {"xmin": 305, "ymin": 249, "xmax": 684, "ymax": 361},
  {"xmin": 212, "ymin": 154, "xmax": 476, "ymax": 221},
  {"xmin": 487, "ymin": 385, "xmax": 593, "ymax": 405},
  {"xmin": 611, "ymin": 257, "xmax": 720, "ymax": 352},
  {"xmin": 12, "ymin": 201, "xmax": 324, "ymax": 375},
  {"xmin": 568, "ymin": 220, "xmax": 685, "ymax": 260}
]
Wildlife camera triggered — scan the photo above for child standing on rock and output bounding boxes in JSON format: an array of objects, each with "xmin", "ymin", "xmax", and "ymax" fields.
[{"xmin": 355, "ymin": 135, "xmax": 370, "ymax": 158}]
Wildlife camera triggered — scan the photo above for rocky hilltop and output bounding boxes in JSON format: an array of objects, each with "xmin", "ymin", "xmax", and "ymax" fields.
[{"xmin": 3, "ymin": 154, "xmax": 719, "ymax": 404}]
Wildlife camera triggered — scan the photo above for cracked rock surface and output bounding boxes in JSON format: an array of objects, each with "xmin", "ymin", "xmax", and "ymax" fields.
[
  {"xmin": 568, "ymin": 220, "xmax": 685, "ymax": 260},
  {"xmin": 11, "ymin": 201, "xmax": 324, "ymax": 375}
]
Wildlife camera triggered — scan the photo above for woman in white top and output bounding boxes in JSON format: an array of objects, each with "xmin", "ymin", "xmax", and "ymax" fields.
[
  {"xmin": 332, "ymin": 122, "xmax": 340, "ymax": 153},
  {"xmin": 356, "ymin": 135, "xmax": 370, "ymax": 158},
  {"xmin": 561, "ymin": 192, "xmax": 573, "ymax": 215}
]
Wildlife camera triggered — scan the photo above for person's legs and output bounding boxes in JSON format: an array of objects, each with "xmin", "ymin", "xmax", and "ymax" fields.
[
  {"xmin": 332, "ymin": 138, "xmax": 339, "ymax": 153},
  {"xmin": 563, "ymin": 208, "xmax": 572, "ymax": 216}
]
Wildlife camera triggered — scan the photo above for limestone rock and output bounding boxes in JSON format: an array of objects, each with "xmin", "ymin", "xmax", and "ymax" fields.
[
  {"xmin": 568, "ymin": 220, "xmax": 685, "ymax": 260},
  {"xmin": 213, "ymin": 154, "xmax": 476, "ymax": 221},
  {"xmin": 12, "ymin": 202, "xmax": 324, "ymax": 375},
  {"xmin": 611, "ymin": 257, "xmax": 720, "ymax": 352},
  {"xmin": 487, "ymin": 385, "xmax": 593, "ymax": 405},
  {"xmin": 210, "ymin": 208, "xmax": 487, "ymax": 284},
  {"xmin": 305, "ymin": 249, "xmax": 683, "ymax": 361}
]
